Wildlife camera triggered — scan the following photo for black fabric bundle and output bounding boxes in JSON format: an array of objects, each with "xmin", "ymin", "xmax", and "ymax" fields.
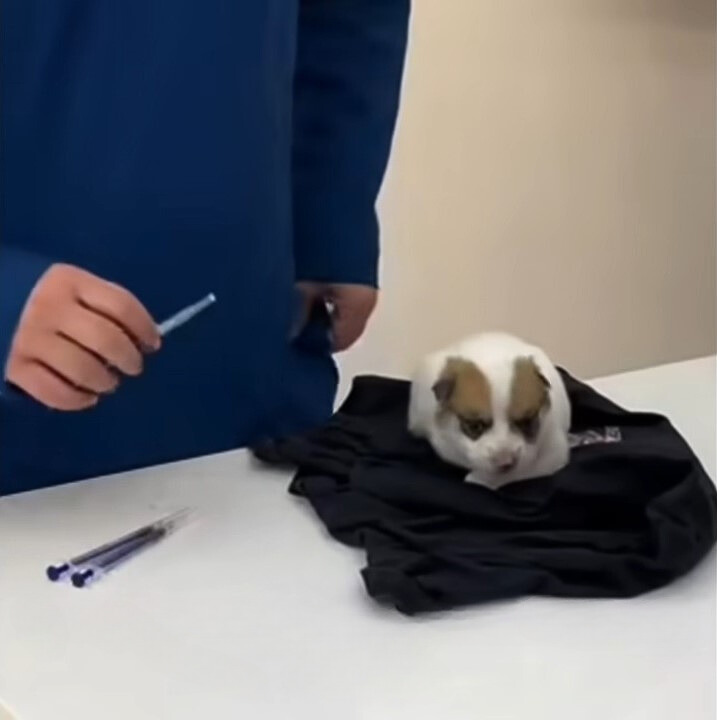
[{"xmin": 255, "ymin": 373, "xmax": 717, "ymax": 615}]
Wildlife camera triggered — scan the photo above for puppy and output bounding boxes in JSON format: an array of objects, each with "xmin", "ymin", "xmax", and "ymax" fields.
[{"xmin": 409, "ymin": 333, "xmax": 571, "ymax": 489}]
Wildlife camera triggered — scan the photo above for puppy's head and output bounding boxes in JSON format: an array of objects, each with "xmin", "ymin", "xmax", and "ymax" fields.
[{"xmin": 432, "ymin": 356, "xmax": 551, "ymax": 478}]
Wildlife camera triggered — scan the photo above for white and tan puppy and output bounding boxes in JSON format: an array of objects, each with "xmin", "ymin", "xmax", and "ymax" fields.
[{"xmin": 409, "ymin": 333, "xmax": 571, "ymax": 489}]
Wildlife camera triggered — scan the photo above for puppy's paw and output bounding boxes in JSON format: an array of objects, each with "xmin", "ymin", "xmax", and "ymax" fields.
[
  {"xmin": 465, "ymin": 470, "xmax": 488, "ymax": 487},
  {"xmin": 466, "ymin": 469, "xmax": 514, "ymax": 491}
]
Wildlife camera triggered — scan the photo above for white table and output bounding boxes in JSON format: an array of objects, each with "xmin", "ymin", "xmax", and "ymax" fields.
[{"xmin": 1, "ymin": 357, "xmax": 715, "ymax": 720}]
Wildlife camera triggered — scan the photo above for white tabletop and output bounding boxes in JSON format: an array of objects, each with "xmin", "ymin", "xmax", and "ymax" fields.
[{"xmin": 1, "ymin": 357, "xmax": 715, "ymax": 720}]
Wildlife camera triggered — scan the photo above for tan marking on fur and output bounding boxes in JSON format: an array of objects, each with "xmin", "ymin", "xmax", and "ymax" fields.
[
  {"xmin": 509, "ymin": 357, "xmax": 550, "ymax": 421},
  {"xmin": 436, "ymin": 357, "xmax": 492, "ymax": 420}
]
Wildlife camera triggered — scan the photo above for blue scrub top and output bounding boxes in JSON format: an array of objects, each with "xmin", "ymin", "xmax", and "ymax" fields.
[{"xmin": 0, "ymin": 0, "xmax": 409, "ymax": 493}]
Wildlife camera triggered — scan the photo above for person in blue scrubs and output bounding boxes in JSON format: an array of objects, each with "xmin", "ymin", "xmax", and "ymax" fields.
[{"xmin": 0, "ymin": 0, "xmax": 410, "ymax": 494}]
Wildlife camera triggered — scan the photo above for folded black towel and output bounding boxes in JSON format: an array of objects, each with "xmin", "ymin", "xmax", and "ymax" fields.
[{"xmin": 255, "ymin": 372, "xmax": 717, "ymax": 615}]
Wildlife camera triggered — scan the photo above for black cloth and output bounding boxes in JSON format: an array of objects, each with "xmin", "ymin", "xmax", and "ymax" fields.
[{"xmin": 255, "ymin": 373, "xmax": 717, "ymax": 615}]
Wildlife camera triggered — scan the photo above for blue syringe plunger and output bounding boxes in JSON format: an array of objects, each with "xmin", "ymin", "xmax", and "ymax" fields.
[{"xmin": 157, "ymin": 293, "xmax": 217, "ymax": 337}]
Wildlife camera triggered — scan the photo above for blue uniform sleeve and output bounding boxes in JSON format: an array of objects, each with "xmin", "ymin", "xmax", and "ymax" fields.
[
  {"xmin": 0, "ymin": 245, "xmax": 51, "ymax": 377},
  {"xmin": 292, "ymin": 0, "xmax": 410, "ymax": 288}
]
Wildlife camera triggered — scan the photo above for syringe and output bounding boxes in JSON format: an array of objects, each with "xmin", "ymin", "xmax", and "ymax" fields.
[
  {"xmin": 157, "ymin": 293, "xmax": 216, "ymax": 337},
  {"xmin": 46, "ymin": 509, "xmax": 190, "ymax": 583},
  {"xmin": 69, "ymin": 509, "xmax": 191, "ymax": 588}
]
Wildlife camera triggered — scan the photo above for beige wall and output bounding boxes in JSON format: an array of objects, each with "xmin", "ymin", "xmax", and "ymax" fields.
[{"xmin": 340, "ymin": 0, "xmax": 716, "ymax": 393}]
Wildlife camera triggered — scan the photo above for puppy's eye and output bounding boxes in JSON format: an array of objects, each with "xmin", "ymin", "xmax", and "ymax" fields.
[
  {"xmin": 459, "ymin": 418, "xmax": 491, "ymax": 439},
  {"xmin": 513, "ymin": 415, "xmax": 539, "ymax": 439}
]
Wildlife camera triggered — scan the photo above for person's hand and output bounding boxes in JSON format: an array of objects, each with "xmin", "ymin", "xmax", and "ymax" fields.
[
  {"xmin": 4, "ymin": 264, "xmax": 160, "ymax": 410},
  {"xmin": 295, "ymin": 282, "xmax": 377, "ymax": 353}
]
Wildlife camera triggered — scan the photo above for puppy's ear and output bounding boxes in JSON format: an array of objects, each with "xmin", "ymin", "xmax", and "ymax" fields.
[
  {"xmin": 432, "ymin": 375, "xmax": 456, "ymax": 405},
  {"xmin": 511, "ymin": 357, "xmax": 552, "ymax": 419},
  {"xmin": 530, "ymin": 357, "xmax": 551, "ymax": 389},
  {"xmin": 432, "ymin": 358, "xmax": 463, "ymax": 406}
]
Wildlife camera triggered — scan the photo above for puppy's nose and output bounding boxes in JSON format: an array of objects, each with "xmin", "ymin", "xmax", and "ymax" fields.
[{"xmin": 490, "ymin": 451, "xmax": 519, "ymax": 473}]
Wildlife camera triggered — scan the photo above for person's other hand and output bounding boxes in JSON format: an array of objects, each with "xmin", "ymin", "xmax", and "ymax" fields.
[
  {"xmin": 4, "ymin": 264, "xmax": 160, "ymax": 410},
  {"xmin": 295, "ymin": 282, "xmax": 377, "ymax": 353}
]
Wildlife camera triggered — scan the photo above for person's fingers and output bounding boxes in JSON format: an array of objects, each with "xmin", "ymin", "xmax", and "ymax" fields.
[
  {"xmin": 330, "ymin": 295, "xmax": 370, "ymax": 351},
  {"xmin": 329, "ymin": 286, "xmax": 377, "ymax": 352},
  {"xmin": 3, "ymin": 264, "xmax": 157, "ymax": 412},
  {"xmin": 34, "ymin": 333, "xmax": 119, "ymax": 394},
  {"xmin": 331, "ymin": 310, "xmax": 367, "ymax": 352},
  {"xmin": 58, "ymin": 304, "xmax": 143, "ymax": 376},
  {"xmin": 76, "ymin": 274, "xmax": 160, "ymax": 351},
  {"xmin": 5, "ymin": 358, "xmax": 98, "ymax": 411},
  {"xmin": 293, "ymin": 283, "xmax": 377, "ymax": 351}
]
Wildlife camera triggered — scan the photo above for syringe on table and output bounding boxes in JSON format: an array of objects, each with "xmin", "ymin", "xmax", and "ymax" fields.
[{"xmin": 46, "ymin": 509, "xmax": 191, "ymax": 587}]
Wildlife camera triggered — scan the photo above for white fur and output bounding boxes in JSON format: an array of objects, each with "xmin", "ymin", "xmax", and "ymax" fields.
[{"xmin": 408, "ymin": 333, "xmax": 571, "ymax": 489}]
